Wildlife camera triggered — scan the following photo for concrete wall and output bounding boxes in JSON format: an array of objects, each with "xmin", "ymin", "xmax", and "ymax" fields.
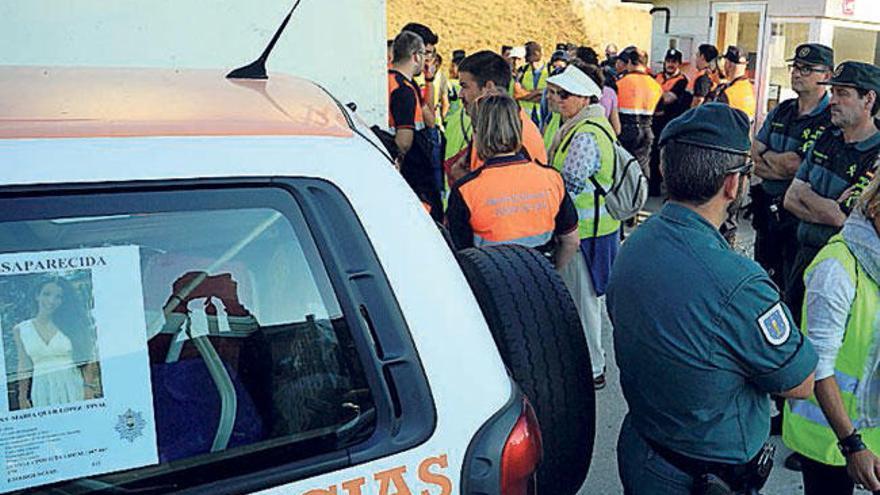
[{"xmin": 0, "ymin": 0, "xmax": 389, "ymax": 125}]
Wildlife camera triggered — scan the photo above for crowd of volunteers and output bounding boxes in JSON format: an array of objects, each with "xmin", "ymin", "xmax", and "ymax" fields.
[{"xmin": 385, "ymin": 21, "xmax": 880, "ymax": 495}]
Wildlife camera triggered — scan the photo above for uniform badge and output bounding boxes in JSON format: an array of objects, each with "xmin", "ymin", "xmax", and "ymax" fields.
[
  {"xmin": 757, "ymin": 303, "xmax": 791, "ymax": 346},
  {"xmin": 834, "ymin": 65, "xmax": 845, "ymax": 78},
  {"xmin": 799, "ymin": 47, "xmax": 811, "ymax": 58}
]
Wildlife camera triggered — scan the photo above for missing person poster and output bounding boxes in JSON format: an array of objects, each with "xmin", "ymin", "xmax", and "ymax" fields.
[{"xmin": 0, "ymin": 246, "xmax": 157, "ymax": 492}]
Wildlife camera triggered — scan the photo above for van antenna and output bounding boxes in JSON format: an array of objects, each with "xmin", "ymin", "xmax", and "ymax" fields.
[{"xmin": 227, "ymin": 0, "xmax": 303, "ymax": 80}]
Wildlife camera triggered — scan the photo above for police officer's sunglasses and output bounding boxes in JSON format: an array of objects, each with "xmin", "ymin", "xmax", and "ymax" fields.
[
  {"xmin": 788, "ymin": 63, "xmax": 830, "ymax": 76},
  {"xmin": 726, "ymin": 161, "xmax": 753, "ymax": 176}
]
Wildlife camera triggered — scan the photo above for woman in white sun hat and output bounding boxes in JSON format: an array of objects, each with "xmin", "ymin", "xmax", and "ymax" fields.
[{"xmin": 546, "ymin": 59, "xmax": 621, "ymax": 390}]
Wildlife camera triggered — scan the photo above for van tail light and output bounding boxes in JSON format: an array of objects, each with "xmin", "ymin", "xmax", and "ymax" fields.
[{"xmin": 500, "ymin": 398, "xmax": 543, "ymax": 495}]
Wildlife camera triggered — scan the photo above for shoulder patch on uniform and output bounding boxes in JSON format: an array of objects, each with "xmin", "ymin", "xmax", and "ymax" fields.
[{"xmin": 757, "ymin": 302, "xmax": 791, "ymax": 346}]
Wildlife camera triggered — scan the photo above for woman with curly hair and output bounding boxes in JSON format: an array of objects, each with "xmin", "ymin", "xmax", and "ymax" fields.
[{"xmin": 13, "ymin": 276, "xmax": 100, "ymax": 409}]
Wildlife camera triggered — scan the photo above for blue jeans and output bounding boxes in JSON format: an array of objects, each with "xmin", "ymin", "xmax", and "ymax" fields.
[{"xmin": 617, "ymin": 414, "xmax": 694, "ymax": 495}]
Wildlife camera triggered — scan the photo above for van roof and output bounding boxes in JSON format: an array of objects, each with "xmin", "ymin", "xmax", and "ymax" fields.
[{"xmin": 0, "ymin": 66, "xmax": 354, "ymax": 139}]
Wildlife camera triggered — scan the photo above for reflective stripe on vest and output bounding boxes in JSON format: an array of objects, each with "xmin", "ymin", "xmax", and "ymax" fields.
[
  {"xmin": 618, "ymin": 71, "xmax": 663, "ymax": 121},
  {"xmin": 550, "ymin": 116, "xmax": 621, "ymax": 238},
  {"xmin": 783, "ymin": 236, "xmax": 880, "ymax": 466},
  {"xmin": 474, "ymin": 230, "xmax": 553, "ymax": 248},
  {"xmin": 458, "ymin": 158, "xmax": 566, "ymax": 247}
]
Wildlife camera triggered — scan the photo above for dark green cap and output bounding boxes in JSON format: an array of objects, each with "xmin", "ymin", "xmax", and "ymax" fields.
[
  {"xmin": 821, "ymin": 61, "xmax": 880, "ymax": 94},
  {"xmin": 659, "ymin": 103, "xmax": 751, "ymax": 156},
  {"xmin": 787, "ymin": 43, "xmax": 833, "ymax": 68}
]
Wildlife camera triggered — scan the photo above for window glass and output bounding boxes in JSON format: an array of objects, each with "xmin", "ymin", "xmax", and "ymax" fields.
[
  {"xmin": 767, "ymin": 23, "xmax": 810, "ymax": 110},
  {"xmin": 0, "ymin": 188, "xmax": 376, "ymax": 493},
  {"xmin": 833, "ymin": 26, "xmax": 880, "ymax": 66}
]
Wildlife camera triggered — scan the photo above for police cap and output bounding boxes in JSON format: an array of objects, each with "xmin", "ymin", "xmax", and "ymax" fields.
[
  {"xmin": 659, "ymin": 103, "xmax": 751, "ymax": 156},
  {"xmin": 724, "ymin": 46, "xmax": 748, "ymax": 65},
  {"xmin": 821, "ymin": 61, "xmax": 880, "ymax": 94},
  {"xmin": 665, "ymin": 48, "xmax": 683, "ymax": 63},
  {"xmin": 787, "ymin": 43, "xmax": 833, "ymax": 68}
]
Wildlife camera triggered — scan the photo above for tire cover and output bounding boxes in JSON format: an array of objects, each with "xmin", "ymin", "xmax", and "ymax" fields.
[{"xmin": 457, "ymin": 245, "xmax": 595, "ymax": 495}]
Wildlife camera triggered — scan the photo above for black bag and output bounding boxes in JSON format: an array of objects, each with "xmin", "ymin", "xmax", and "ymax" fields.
[{"xmin": 370, "ymin": 125, "xmax": 399, "ymax": 157}]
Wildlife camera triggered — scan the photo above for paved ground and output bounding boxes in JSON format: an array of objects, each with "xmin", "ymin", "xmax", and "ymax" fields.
[{"xmin": 575, "ymin": 199, "xmax": 872, "ymax": 494}]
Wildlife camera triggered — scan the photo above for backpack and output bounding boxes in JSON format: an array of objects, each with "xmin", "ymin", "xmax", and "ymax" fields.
[{"xmin": 560, "ymin": 120, "xmax": 648, "ymax": 222}]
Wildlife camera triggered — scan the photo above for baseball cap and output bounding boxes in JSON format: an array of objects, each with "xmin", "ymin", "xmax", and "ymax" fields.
[
  {"xmin": 821, "ymin": 61, "xmax": 880, "ymax": 94},
  {"xmin": 452, "ymin": 49, "xmax": 466, "ymax": 64},
  {"xmin": 510, "ymin": 46, "xmax": 526, "ymax": 59},
  {"xmin": 546, "ymin": 64, "xmax": 602, "ymax": 98},
  {"xmin": 787, "ymin": 43, "xmax": 833, "ymax": 68},
  {"xmin": 724, "ymin": 46, "xmax": 748, "ymax": 65},
  {"xmin": 665, "ymin": 48, "xmax": 683, "ymax": 62},
  {"xmin": 659, "ymin": 103, "xmax": 751, "ymax": 156},
  {"xmin": 550, "ymin": 50, "xmax": 570, "ymax": 64}
]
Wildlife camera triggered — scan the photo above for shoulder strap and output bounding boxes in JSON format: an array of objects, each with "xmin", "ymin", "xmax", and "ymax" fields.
[{"xmin": 581, "ymin": 120, "xmax": 617, "ymax": 197}]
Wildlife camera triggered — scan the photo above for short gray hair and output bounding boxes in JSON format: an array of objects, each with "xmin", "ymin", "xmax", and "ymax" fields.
[
  {"xmin": 660, "ymin": 141, "xmax": 745, "ymax": 205},
  {"xmin": 473, "ymin": 93, "xmax": 522, "ymax": 161},
  {"xmin": 392, "ymin": 31, "xmax": 424, "ymax": 64}
]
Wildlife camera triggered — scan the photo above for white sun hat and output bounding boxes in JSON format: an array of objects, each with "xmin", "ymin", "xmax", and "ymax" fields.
[
  {"xmin": 510, "ymin": 46, "xmax": 526, "ymax": 59},
  {"xmin": 546, "ymin": 64, "xmax": 602, "ymax": 98}
]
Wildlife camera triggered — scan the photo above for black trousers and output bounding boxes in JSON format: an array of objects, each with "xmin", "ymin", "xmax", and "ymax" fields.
[
  {"xmin": 784, "ymin": 244, "xmax": 821, "ymax": 327},
  {"xmin": 620, "ymin": 124, "xmax": 654, "ymax": 183},
  {"xmin": 801, "ymin": 456, "xmax": 880, "ymax": 495},
  {"xmin": 750, "ymin": 187, "xmax": 799, "ymax": 294}
]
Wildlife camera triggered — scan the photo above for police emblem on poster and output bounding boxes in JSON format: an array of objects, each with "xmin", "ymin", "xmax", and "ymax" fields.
[
  {"xmin": 758, "ymin": 302, "xmax": 791, "ymax": 346},
  {"xmin": 0, "ymin": 246, "xmax": 157, "ymax": 493}
]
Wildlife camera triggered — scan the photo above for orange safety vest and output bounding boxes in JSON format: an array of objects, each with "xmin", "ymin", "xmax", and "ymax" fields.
[
  {"xmin": 655, "ymin": 72, "xmax": 687, "ymax": 94},
  {"xmin": 717, "ymin": 76, "xmax": 756, "ymax": 120},
  {"xmin": 457, "ymin": 155, "xmax": 566, "ymax": 247},
  {"xmin": 617, "ymin": 70, "xmax": 663, "ymax": 125}
]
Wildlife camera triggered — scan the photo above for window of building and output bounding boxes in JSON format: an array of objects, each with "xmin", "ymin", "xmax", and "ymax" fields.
[
  {"xmin": 767, "ymin": 22, "xmax": 810, "ymax": 109},
  {"xmin": 833, "ymin": 26, "xmax": 880, "ymax": 66}
]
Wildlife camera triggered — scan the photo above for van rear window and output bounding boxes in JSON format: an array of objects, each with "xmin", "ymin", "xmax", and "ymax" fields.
[{"xmin": 0, "ymin": 187, "xmax": 376, "ymax": 493}]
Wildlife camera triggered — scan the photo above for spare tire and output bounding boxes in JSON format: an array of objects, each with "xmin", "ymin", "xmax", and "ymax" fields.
[{"xmin": 457, "ymin": 245, "xmax": 595, "ymax": 495}]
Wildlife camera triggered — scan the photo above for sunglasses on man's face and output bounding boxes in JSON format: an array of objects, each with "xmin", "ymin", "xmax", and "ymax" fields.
[{"xmin": 548, "ymin": 88, "xmax": 573, "ymax": 100}]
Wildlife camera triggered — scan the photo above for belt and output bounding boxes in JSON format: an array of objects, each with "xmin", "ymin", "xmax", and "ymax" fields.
[{"xmin": 646, "ymin": 438, "xmax": 752, "ymax": 486}]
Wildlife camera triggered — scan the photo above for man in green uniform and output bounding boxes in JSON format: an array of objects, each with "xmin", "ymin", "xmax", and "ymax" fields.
[
  {"xmin": 609, "ymin": 103, "xmax": 817, "ymax": 494},
  {"xmin": 783, "ymin": 61, "xmax": 880, "ymax": 323},
  {"xmin": 751, "ymin": 43, "xmax": 833, "ymax": 295}
]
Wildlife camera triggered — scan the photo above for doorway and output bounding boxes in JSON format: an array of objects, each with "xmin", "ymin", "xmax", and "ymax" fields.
[{"xmin": 711, "ymin": 2, "xmax": 768, "ymax": 121}]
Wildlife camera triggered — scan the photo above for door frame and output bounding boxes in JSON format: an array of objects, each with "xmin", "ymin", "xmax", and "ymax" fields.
[{"xmin": 710, "ymin": 1, "xmax": 770, "ymax": 126}]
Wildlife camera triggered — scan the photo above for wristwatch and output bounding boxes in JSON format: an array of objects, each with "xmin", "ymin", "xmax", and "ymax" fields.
[{"xmin": 839, "ymin": 429, "xmax": 868, "ymax": 456}]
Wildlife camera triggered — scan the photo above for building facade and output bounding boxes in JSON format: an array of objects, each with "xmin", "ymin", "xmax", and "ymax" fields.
[{"xmin": 628, "ymin": 0, "xmax": 880, "ymax": 125}]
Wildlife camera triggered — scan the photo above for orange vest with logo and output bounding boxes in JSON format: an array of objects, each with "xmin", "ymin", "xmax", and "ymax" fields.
[
  {"xmin": 618, "ymin": 70, "xmax": 663, "ymax": 125},
  {"xmin": 457, "ymin": 156, "xmax": 566, "ymax": 247}
]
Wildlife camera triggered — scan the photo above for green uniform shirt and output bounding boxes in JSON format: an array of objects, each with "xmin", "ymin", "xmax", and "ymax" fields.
[
  {"xmin": 795, "ymin": 127, "xmax": 880, "ymax": 248},
  {"xmin": 608, "ymin": 203, "xmax": 817, "ymax": 463},
  {"xmin": 755, "ymin": 94, "xmax": 830, "ymax": 197}
]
